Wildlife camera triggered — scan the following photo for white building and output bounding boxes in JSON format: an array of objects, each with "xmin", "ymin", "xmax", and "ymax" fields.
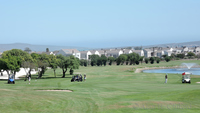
[
  {"xmin": 80, "ymin": 51, "xmax": 92, "ymax": 60},
  {"xmin": 56, "ymin": 49, "xmax": 81, "ymax": 59},
  {"xmin": 143, "ymin": 49, "xmax": 152, "ymax": 58},
  {"xmin": 90, "ymin": 50, "xmax": 100, "ymax": 56},
  {"xmin": 106, "ymin": 50, "xmax": 123, "ymax": 58}
]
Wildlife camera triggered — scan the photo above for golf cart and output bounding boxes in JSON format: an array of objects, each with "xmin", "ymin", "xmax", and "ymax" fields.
[
  {"xmin": 8, "ymin": 75, "xmax": 15, "ymax": 84},
  {"xmin": 182, "ymin": 72, "xmax": 191, "ymax": 84},
  {"xmin": 71, "ymin": 74, "xmax": 83, "ymax": 82}
]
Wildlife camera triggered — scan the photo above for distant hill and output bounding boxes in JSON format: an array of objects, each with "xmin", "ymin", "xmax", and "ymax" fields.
[
  {"xmin": 142, "ymin": 41, "xmax": 200, "ymax": 48},
  {"xmin": 0, "ymin": 43, "xmax": 90, "ymax": 52},
  {"xmin": 100, "ymin": 41, "xmax": 200, "ymax": 50},
  {"xmin": 0, "ymin": 41, "xmax": 200, "ymax": 52}
]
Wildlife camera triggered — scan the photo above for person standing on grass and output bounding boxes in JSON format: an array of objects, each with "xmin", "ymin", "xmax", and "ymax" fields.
[
  {"xmin": 84, "ymin": 74, "xmax": 86, "ymax": 81},
  {"xmin": 28, "ymin": 75, "xmax": 31, "ymax": 84},
  {"xmin": 165, "ymin": 74, "xmax": 168, "ymax": 83}
]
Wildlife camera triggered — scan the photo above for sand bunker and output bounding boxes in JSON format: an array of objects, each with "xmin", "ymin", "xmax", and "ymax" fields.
[{"xmin": 36, "ymin": 89, "xmax": 73, "ymax": 92}]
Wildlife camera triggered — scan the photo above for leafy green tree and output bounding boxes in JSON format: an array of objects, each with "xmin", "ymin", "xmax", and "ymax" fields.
[
  {"xmin": 57, "ymin": 55, "xmax": 70, "ymax": 78},
  {"xmin": 21, "ymin": 61, "xmax": 36, "ymax": 81},
  {"xmin": 36, "ymin": 54, "xmax": 49, "ymax": 78},
  {"xmin": 80, "ymin": 59, "xmax": 86, "ymax": 66},
  {"xmin": 116, "ymin": 54, "xmax": 127, "ymax": 65},
  {"xmin": 176, "ymin": 53, "xmax": 185, "ymax": 59},
  {"xmin": 165, "ymin": 56, "xmax": 171, "ymax": 62},
  {"xmin": 1, "ymin": 49, "xmax": 32, "ymax": 80},
  {"xmin": 135, "ymin": 60, "xmax": 139, "ymax": 65},
  {"xmin": 101, "ymin": 55, "xmax": 107, "ymax": 66},
  {"xmin": 145, "ymin": 58, "xmax": 149, "ymax": 64},
  {"xmin": 89, "ymin": 55, "xmax": 99, "ymax": 66},
  {"xmin": 125, "ymin": 54, "xmax": 130, "ymax": 65},
  {"xmin": 128, "ymin": 53, "xmax": 140, "ymax": 65},
  {"xmin": 24, "ymin": 47, "xmax": 32, "ymax": 53},
  {"xmin": 139, "ymin": 56, "xmax": 144, "ymax": 64},
  {"xmin": 31, "ymin": 53, "xmax": 40, "ymax": 59},
  {"xmin": 162, "ymin": 55, "xmax": 167, "ymax": 58},
  {"xmin": 0, "ymin": 58, "xmax": 9, "ymax": 76},
  {"xmin": 108, "ymin": 57, "xmax": 115, "ymax": 65},
  {"xmin": 84, "ymin": 60, "xmax": 88, "ymax": 67},
  {"xmin": 149, "ymin": 57, "xmax": 155, "ymax": 64},
  {"xmin": 80, "ymin": 59, "xmax": 88, "ymax": 67},
  {"xmin": 97, "ymin": 57, "xmax": 102, "ymax": 66},
  {"xmin": 68, "ymin": 55, "xmax": 79, "ymax": 75},
  {"xmin": 170, "ymin": 53, "xmax": 176, "ymax": 60},
  {"xmin": 48, "ymin": 55, "xmax": 58, "ymax": 77},
  {"xmin": 156, "ymin": 57, "xmax": 161, "ymax": 63},
  {"xmin": 187, "ymin": 52, "xmax": 195, "ymax": 58}
]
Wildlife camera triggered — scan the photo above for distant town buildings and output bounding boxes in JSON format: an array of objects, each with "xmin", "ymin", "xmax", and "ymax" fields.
[{"xmin": 7, "ymin": 46, "xmax": 200, "ymax": 59}]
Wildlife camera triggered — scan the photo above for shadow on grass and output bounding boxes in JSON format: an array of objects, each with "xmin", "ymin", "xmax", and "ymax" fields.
[{"xmin": 18, "ymin": 74, "xmax": 73, "ymax": 80}]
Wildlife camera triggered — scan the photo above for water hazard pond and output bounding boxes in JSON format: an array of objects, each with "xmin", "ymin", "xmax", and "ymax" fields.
[{"xmin": 143, "ymin": 68, "xmax": 200, "ymax": 75}]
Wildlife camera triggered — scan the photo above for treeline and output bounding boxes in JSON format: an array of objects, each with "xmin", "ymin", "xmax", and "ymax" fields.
[
  {"xmin": 0, "ymin": 49, "xmax": 79, "ymax": 80},
  {"xmin": 79, "ymin": 52, "xmax": 199, "ymax": 67},
  {"xmin": 0, "ymin": 49, "xmax": 198, "ymax": 80},
  {"xmin": 80, "ymin": 53, "xmax": 147, "ymax": 66}
]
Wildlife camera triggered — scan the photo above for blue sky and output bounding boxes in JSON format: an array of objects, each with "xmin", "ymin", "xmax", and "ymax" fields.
[{"xmin": 0, "ymin": 0, "xmax": 200, "ymax": 48}]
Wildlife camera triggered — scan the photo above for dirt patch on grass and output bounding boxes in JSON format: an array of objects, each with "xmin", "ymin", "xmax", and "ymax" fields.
[
  {"xmin": 191, "ymin": 76, "xmax": 200, "ymax": 78},
  {"xmin": 36, "ymin": 89, "xmax": 73, "ymax": 92},
  {"xmin": 109, "ymin": 101, "xmax": 184, "ymax": 109},
  {"xmin": 0, "ymin": 89, "xmax": 14, "ymax": 91}
]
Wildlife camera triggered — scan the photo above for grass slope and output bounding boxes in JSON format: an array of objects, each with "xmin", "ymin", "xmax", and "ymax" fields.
[{"xmin": 0, "ymin": 60, "xmax": 200, "ymax": 113}]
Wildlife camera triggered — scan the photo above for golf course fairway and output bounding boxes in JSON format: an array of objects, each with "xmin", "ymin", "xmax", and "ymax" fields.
[{"xmin": 0, "ymin": 60, "xmax": 200, "ymax": 113}]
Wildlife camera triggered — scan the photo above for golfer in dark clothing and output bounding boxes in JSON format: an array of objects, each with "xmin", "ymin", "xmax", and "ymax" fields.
[{"xmin": 165, "ymin": 74, "xmax": 168, "ymax": 83}]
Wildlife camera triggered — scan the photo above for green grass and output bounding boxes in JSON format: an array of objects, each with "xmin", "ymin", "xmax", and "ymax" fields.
[{"xmin": 1, "ymin": 60, "xmax": 200, "ymax": 113}]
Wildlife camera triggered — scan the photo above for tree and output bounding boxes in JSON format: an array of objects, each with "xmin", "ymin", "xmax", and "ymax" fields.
[
  {"xmin": 0, "ymin": 58, "xmax": 8, "ymax": 76},
  {"xmin": 170, "ymin": 53, "xmax": 176, "ymax": 60},
  {"xmin": 36, "ymin": 54, "xmax": 49, "ymax": 78},
  {"xmin": 125, "ymin": 54, "xmax": 130, "ymax": 65},
  {"xmin": 68, "ymin": 55, "xmax": 79, "ymax": 75},
  {"xmin": 57, "ymin": 55, "xmax": 70, "ymax": 78},
  {"xmin": 149, "ymin": 57, "xmax": 155, "ymax": 64},
  {"xmin": 24, "ymin": 47, "xmax": 32, "ymax": 53},
  {"xmin": 145, "ymin": 58, "xmax": 149, "ymax": 64},
  {"xmin": 46, "ymin": 48, "xmax": 49, "ymax": 52},
  {"xmin": 156, "ymin": 57, "xmax": 161, "ymax": 63},
  {"xmin": 162, "ymin": 55, "xmax": 167, "ymax": 58},
  {"xmin": 134, "ymin": 46, "xmax": 142, "ymax": 50},
  {"xmin": 31, "ymin": 53, "xmax": 40, "ymax": 59},
  {"xmin": 108, "ymin": 57, "xmax": 115, "ymax": 65},
  {"xmin": 139, "ymin": 56, "xmax": 144, "ymax": 64},
  {"xmin": 21, "ymin": 61, "xmax": 36, "ymax": 81},
  {"xmin": 187, "ymin": 52, "xmax": 195, "ymax": 59},
  {"xmin": 116, "ymin": 54, "xmax": 127, "ymax": 65},
  {"xmin": 48, "ymin": 55, "xmax": 58, "ymax": 77},
  {"xmin": 135, "ymin": 60, "xmax": 139, "ymax": 65},
  {"xmin": 128, "ymin": 53, "xmax": 140, "ymax": 65},
  {"xmin": 176, "ymin": 53, "xmax": 185, "ymax": 59},
  {"xmin": 165, "ymin": 56, "xmax": 171, "ymax": 62},
  {"xmin": 97, "ymin": 57, "xmax": 102, "ymax": 66},
  {"xmin": 89, "ymin": 55, "xmax": 99, "ymax": 66},
  {"xmin": 101, "ymin": 55, "xmax": 107, "ymax": 66},
  {"xmin": 80, "ymin": 59, "xmax": 88, "ymax": 67},
  {"xmin": 1, "ymin": 49, "xmax": 32, "ymax": 80}
]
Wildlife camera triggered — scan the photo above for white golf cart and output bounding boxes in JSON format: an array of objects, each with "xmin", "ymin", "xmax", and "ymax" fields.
[{"xmin": 182, "ymin": 72, "xmax": 191, "ymax": 84}]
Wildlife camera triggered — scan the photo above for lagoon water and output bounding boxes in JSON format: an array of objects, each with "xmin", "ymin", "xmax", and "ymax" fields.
[{"xmin": 143, "ymin": 68, "xmax": 200, "ymax": 75}]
